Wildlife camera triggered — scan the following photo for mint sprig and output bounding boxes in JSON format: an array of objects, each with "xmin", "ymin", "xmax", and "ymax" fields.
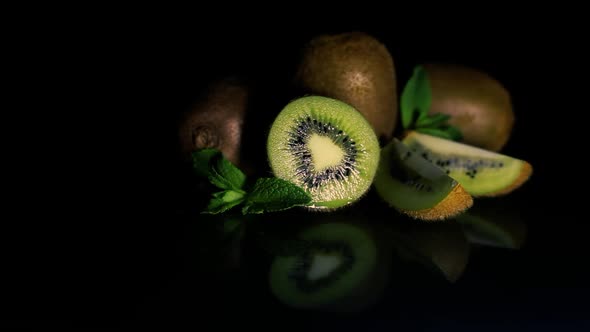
[
  {"xmin": 242, "ymin": 178, "xmax": 312, "ymax": 214},
  {"xmin": 192, "ymin": 149, "xmax": 312, "ymax": 215},
  {"xmin": 401, "ymin": 65, "xmax": 431, "ymax": 128},
  {"xmin": 205, "ymin": 190, "xmax": 246, "ymax": 214},
  {"xmin": 400, "ymin": 65, "xmax": 463, "ymax": 141},
  {"xmin": 208, "ymin": 153, "xmax": 246, "ymax": 191}
]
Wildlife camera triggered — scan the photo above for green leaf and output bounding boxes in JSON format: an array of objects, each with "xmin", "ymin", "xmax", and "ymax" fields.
[
  {"xmin": 242, "ymin": 178, "xmax": 312, "ymax": 214},
  {"xmin": 415, "ymin": 113, "xmax": 451, "ymax": 128},
  {"xmin": 191, "ymin": 148, "xmax": 221, "ymax": 178},
  {"xmin": 400, "ymin": 65, "xmax": 432, "ymax": 129},
  {"xmin": 208, "ymin": 154, "xmax": 246, "ymax": 191},
  {"xmin": 416, "ymin": 126, "xmax": 463, "ymax": 141},
  {"xmin": 203, "ymin": 190, "xmax": 246, "ymax": 214},
  {"xmin": 444, "ymin": 125, "xmax": 463, "ymax": 141},
  {"xmin": 415, "ymin": 127, "xmax": 455, "ymax": 140}
]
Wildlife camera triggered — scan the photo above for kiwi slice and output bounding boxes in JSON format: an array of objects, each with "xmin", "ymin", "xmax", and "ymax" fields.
[
  {"xmin": 374, "ymin": 138, "xmax": 473, "ymax": 221},
  {"xmin": 268, "ymin": 221, "xmax": 388, "ymax": 312},
  {"xmin": 401, "ymin": 131, "xmax": 533, "ymax": 197},
  {"xmin": 267, "ymin": 96, "xmax": 380, "ymax": 209}
]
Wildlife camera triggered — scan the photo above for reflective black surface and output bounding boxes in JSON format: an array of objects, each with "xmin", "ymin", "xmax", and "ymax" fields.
[{"xmin": 8, "ymin": 18, "xmax": 587, "ymax": 329}]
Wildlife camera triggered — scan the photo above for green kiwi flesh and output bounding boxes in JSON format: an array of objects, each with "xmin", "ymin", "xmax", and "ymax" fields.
[
  {"xmin": 374, "ymin": 138, "xmax": 472, "ymax": 221},
  {"xmin": 267, "ymin": 96, "xmax": 380, "ymax": 209},
  {"xmin": 268, "ymin": 222, "xmax": 379, "ymax": 311},
  {"xmin": 401, "ymin": 131, "xmax": 532, "ymax": 197}
]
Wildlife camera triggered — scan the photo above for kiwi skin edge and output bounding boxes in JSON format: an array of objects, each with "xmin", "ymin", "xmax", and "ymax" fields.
[
  {"xmin": 401, "ymin": 184, "xmax": 473, "ymax": 221},
  {"xmin": 294, "ymin": 31, "xmax": 398, "ymax": 145}
]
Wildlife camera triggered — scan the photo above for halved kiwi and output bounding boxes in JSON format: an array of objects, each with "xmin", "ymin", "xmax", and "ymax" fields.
[
  {"xmin": 267, "ymin": 96, "xmax": 380, "ymax": 209},
  {"xmin": 268, "ymin": 221, "xmax": 390, "ymax": 312},
  {"xmin": 401, "ymin": 131, "xmax": 533, "ymax": 196},
  {"xmin": 374, "ymin": 138, "xmax": 473, "ymax": 221}
]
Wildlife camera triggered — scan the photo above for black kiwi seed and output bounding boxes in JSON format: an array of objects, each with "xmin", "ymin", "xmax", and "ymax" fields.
[
  {"xmin": 287, "ymin": 116, "xmax": 358, "ymax": 189},
  {"xmin": 410, "ymin": 144, "xmax": 511, "ymax": 176}
]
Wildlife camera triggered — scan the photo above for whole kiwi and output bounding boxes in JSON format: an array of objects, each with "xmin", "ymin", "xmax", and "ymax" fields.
[
  {"xmin": 294, "ymin": 32, "xmax": 398, "ymax": 144},
  {"xmin": 178, "ymin": 78, "xmax": 248, "ymax": 168},
  {"xmin": 423, "ymin": 63, "xmax": 514, "ymax": 152}
]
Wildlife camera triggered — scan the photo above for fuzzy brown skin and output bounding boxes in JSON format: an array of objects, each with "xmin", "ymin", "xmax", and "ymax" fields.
[
  {"xmin": 294, "ymin": 32, "xmax": 398, "ymax": 144},
  {"xmin": 178, "ymin": 79, "xmax": 248, "ymax": 168},
  {"xmin": 402, "ymin": 184, "xmax": 473, "ymax": 222},
  {"xmin": 423, "ymin": 63, "xmax": 514, "ymax": 152}
]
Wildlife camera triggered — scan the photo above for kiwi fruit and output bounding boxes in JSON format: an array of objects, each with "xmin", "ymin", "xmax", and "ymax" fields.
[
  {"xmin": 401, "ymin": 131, "xmax": 532, "ymax": 197},
  {"xmin": 294, "ymin": 32, "xmax": 398, "ymax": 144},
  {"xmin": 178, "ymin": 78, "xmax": 248, "ymax": 168},
  {"xmin": 423, "ymin": 63, "xmax": 514, "ymax": 152},
  {"xmin": 268, "ymin": 219, "xmax": 391, "ymax": 312},
  {"xmin": 388, "ymin": 220, "xmax": 470, "ymax": 283},
  {"xmin": 373, "ymin": 138, "xmax": 473, "ymax": 221},
  {"xmin": 267, "ymin": 96, "xmax": 380, "ymax": 210}
]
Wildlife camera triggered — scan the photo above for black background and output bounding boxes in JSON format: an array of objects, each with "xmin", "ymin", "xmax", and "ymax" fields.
[{"xmin": 5, "ymin": 13, "xmax": 588, "ymax": 329}]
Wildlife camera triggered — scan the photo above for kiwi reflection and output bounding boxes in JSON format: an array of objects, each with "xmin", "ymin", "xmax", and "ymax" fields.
[
  {"xmin": 387, "ymin": 218, "xmax": 471, "ymax": 283},
  {"xmin": 265, "ymin": 212, "xmax": 392, "ymax": 313},
  {"xmin": 457, "ymin": 199, "xmax": 527, "ymax": 250},
  {"xmin": 191, "ymin": 201, "xmax": 526, "ymax": 313},
  {"xmin": 192, "ymin": 214, "xmax": 248, "ymax": 274}
]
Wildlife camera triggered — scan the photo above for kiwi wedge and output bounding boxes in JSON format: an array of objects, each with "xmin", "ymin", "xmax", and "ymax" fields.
[
  {"xmin": 294, "ymin": 32, "xmax": 398, "ymax": 144},
  {"xmin": 268, "ymin": 221, "xmax": 390, "ymax": 312},
  {"xmin": 374, "ymin": 138, "xmax": 473, "ymax": 221},
  {"xmin": 423, "ymin": 63, "xmax": 514, "ymax": 152},
  {"xmin": 267, "ymin": 96, "xmax": 380, "ymax": 210},
  {"xmin": 401, "ymin": 131, "xmax": 532, "ymax": 197}
]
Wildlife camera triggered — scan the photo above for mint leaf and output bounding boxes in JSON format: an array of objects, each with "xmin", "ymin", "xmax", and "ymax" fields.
[
  {"xmin": 444, "ymin": 125, "xmax": 463, "ymax": 141},
  {"xmin": 415, "ymin": 113, "xmax": 451, "ymax": 128},
  {"xmin": 208, "ymin": 153, "xmax": 246, "ymax": 191},
  {"xmin": 204, "ymin": 190, "xmax": 246, "ymax": 214},
  {"xmin": 192, "ymin": 148, "xmax": 221, "ymax": 178},
  {"xmin": 401, "ymin": 65, "xmax": 432, "ymax": 129},
  {"xmin": 242, "ymin": 178, "xmax": 312, "ymax": 214},
  {"xmin": 416, "ymin": 126, "xmax": 463, "ymax": 141},
  {"xmin": 416, "ymin": 127, "xmax": 454, "ymax": 140}
]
